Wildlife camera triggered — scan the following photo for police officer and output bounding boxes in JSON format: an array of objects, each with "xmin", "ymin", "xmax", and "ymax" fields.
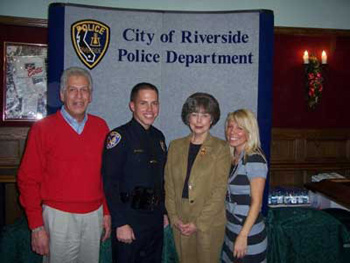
[{"xmin": 102, "ymin": 83, "xmax": 167, "ymax": 263}]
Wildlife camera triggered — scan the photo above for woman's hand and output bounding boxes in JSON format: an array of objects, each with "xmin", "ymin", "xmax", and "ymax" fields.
[
  {"xmin": 173, "ymin": 219, "xmax": 185, "ymax": 232},
  {"xmin": 181, "ymin": 222, "xmax": 197, "ymax": 236},
  {"xmin": 233, "ymin": 234, "xmax": 248, "ymax": 259},
  {"xmin": 173, "ymin": 219, "xmax": 197, "ymax": 236}
]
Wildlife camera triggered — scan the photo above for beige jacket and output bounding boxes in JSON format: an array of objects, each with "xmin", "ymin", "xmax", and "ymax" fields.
[{"xmin": 165, "ymin": 133, "xmax": 231, "ymax": 232}]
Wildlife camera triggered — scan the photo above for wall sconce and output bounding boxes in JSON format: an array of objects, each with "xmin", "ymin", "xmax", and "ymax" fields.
[{"xmin": 303, "ymin": 50, "xmax": 327, "ymax": 109}]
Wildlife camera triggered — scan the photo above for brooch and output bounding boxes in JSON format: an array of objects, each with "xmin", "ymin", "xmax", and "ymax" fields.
[{"xmin": 200, "ymin": 147, "xmax": 206, "ymax": 156}]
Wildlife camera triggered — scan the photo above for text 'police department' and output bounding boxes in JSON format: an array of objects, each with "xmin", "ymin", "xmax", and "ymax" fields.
[{"xmin": 115, "ymin": 29, "xmax": 253, "ymax": 67}]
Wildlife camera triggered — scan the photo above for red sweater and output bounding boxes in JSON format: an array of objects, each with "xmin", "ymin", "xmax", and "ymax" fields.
[{"xmin": 18, "ymin": 111, "xmax": 110, "ymax": 229}]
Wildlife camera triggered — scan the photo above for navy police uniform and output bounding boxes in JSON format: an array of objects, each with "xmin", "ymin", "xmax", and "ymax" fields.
[{"xmin": 102, "ymin": 118, "xmax": 167, "ymax": 263}]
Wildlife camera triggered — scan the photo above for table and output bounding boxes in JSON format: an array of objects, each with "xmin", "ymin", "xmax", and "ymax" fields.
[{"xmin": 305, "ymin": 178, "xmax": 350, "ymax": 210}]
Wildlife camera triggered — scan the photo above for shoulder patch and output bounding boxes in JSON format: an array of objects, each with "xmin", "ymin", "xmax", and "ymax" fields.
[{"xmin": 106, "ymin": 131, "xmax": 122, "ymax": 149}]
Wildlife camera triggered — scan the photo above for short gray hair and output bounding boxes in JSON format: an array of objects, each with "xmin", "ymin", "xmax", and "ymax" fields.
[{"xmin": 60, "ymin": 67, "xmax": 93, "ymax": 93}]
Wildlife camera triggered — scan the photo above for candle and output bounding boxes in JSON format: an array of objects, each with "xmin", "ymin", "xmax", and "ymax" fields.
[
  {"xmin": 321, "ymin": 50, "xmax": 327, "ymax": 64},
  {"xmin": 303, "ymin": 50, "xmax": 309, "ymax": 64}
]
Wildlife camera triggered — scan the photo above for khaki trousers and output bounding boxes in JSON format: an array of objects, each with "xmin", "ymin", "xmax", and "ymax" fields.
[
  {"xmin": 173, "ymin": 199, "xmax": 225, "ymax": 263},
  {"xmin": 42, "ymin": 205, "xmax": 103, "ymax": 263}
]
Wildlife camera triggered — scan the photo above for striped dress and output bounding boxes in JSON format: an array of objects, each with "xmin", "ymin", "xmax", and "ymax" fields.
[{"xmin": 221, "ymin": 152, "xmax": 268, "ymax": 263}]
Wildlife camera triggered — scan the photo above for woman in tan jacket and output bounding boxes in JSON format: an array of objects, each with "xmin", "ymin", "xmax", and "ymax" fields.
[{"xmin": 165, "ymin": 92, "xmax": 231, "ymax": 263}]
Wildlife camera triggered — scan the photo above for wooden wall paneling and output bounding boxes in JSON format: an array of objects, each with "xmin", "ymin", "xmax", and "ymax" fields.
[
  {"xmin": 0, "ymin": 127, "xmax": 28, "ymax": 224},
  {"xmin": 269, "ymin": 170, "xmax": 306, "ymax": 187},
  {"xmin": 303, "ymin": 129, "xmax": 350, "ymax": 162},
  {"xmin": 274, "ymin": 27, "xmax": 350, "ymax": 37},
  {"xmin": 270, "ymin": 128, "xmax": 350, "ymax": 187},
  {"xmin": 270, "ymin": 136, "xmax": 297, "ymax": 162},
  {"xmin": 5, "ymin": 183, "xmax": 23, "ymax": 224},
  {"xmin": 0, "ymin": 127, "xmax": 29, "ymax": 167},
  {"xmin": 0, "ymin": 16, "xmax": 47, "ymax": 28},
  {"xmin": 305, "ymin": 138, "xmax": 348, "ymax": 161}
]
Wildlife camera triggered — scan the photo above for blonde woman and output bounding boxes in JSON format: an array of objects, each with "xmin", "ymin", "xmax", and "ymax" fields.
[{"xmin": 222, "ymin": 109, "xmax": 268, "ymax": 263}]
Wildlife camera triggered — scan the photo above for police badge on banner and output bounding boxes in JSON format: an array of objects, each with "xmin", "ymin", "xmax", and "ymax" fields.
[{"xmin": 71, "ymin": 20, "xmax": 110, "ymax": 69}]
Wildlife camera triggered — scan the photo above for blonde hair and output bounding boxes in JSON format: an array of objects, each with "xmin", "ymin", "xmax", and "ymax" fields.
[{"xmin": 225, "ymin": 109, "xmax": 266, "ymax": 161}]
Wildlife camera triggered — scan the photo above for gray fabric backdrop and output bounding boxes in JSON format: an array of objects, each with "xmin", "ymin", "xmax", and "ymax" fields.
[{"xmin": 61, "ymin": 6, "xmax": 261, "ymax": 143}]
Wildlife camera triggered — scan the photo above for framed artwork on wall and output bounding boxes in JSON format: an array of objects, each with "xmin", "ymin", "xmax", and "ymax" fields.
[
  {"xmin": 0, "ymin": 15, "xmax": 48, "ymax": 126},
  {"xmin": 3, "ymin": 42, "xmax": 47, "ymax": 121}
]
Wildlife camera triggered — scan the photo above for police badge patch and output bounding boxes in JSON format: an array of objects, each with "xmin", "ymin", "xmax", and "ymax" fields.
[
  {"xmin": 71, "ymin": 20, "xmax": 110, "ymax": 69},
  {"xmin": 106, "ymin": 131, "xmax": 122, "ymax": 149}
]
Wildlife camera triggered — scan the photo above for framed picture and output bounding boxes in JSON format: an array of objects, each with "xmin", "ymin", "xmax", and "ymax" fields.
[{"xmin": 3, "ymin": 42, "xmax": 47, "ymax": 122}]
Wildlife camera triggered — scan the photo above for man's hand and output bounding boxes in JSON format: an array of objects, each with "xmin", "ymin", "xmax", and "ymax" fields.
[
  {"xmin": 116, "ymin": 225, "xmax": 135, "ymax": 244},
  {"xmin": 101, "ymin": 215, "xmax": 111, "ymax": 241},
  {"xmin": 31, "ymin": 227, "xmax": 49, "ymax": 255}
]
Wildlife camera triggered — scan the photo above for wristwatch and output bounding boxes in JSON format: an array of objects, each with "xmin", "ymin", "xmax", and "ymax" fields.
[{"xmin": 32, "ymin": 226, "xmax": 44, "ymax": 233}]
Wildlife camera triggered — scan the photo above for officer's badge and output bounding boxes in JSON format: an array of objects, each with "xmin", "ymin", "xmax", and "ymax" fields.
[
  {"xmin": 200, "ymin": 147, "xmax": 206, "ymax": 156},
  {"xmin": 106, "ymin": 131, "xmax": 121, "ymax": 149},
  {"xmin": 71, "ymin": 20, "xmax": 110, "ymax": 69},
  {"xmin": 160, "ymin": 140, "xmax": 166, "ymax": 152}
]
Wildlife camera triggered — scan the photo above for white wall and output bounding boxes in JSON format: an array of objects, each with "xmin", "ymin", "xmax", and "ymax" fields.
[{"xmin": 1, "ymin": 0, "xmax": 350, "ymax": 29}]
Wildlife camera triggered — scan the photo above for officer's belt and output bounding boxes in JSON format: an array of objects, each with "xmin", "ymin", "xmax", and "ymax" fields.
[{"xmin": 120, "ymin": 186, "xmax": 161, "ymax": 211}]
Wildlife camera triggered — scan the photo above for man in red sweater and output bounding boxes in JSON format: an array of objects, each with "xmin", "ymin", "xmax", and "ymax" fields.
[{"xmin": 17, "ymin": 67, "xmax": 111, "ymax": 263}]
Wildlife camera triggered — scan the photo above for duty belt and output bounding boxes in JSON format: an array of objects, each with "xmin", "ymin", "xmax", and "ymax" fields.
[{"xmin": 120, "ymin": 186, "xmax": 161, "ymax": 211}]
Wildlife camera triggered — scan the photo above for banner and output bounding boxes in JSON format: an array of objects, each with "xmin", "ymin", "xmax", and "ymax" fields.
[{"xmin": 48, "ymin": 4, "xmax": 273, "ymax": 151}]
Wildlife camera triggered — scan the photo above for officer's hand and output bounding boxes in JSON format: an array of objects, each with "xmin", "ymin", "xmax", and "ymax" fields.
[
  {"xmin": 163, "ymin": 215, "xmax": 169, "ymax": 228},
  {"xmin": 116, "ymin": 225, "xmax": 135, "ymax": 244},
  {"xmin": 31, "ymin": 227, "xmax": 50, "ymax": 255}
]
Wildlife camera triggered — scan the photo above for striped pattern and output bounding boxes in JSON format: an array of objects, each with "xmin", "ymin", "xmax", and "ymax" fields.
[{"xmin": 222, "ymin": 153, "xmax": 267, "ymax": 263}]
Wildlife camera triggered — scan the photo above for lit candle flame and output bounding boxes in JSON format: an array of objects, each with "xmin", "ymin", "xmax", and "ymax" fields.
[
  {"xmin": 303, "ymin": 50, "xmax": 309, "ymax": 64},
  {"xmin": 321, "ymin": 50, "xmax": 327, "ymax": 64}
]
